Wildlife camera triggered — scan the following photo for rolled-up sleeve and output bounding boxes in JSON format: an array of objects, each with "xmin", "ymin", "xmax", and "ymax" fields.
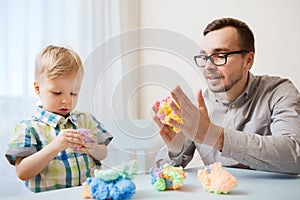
[
  {"xmin": 221, "ymin": 78, "xmax": 300, "ymax": 174},
  {"xmin": 5, "ymin": 123, "xmax": 39, "ymax": 165},
  {"xmin": 222, "ymin": 127, "xmax": 300, "ymax": 174},
  {"xmin": 155, "ymin": 138, "xmax": 196, "ymax": 168}
]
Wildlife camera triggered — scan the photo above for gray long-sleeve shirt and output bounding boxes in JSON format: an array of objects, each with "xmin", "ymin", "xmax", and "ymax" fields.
[{"xmin": 155, "ymin": 73, "xmax": 300, "ymax": 174}]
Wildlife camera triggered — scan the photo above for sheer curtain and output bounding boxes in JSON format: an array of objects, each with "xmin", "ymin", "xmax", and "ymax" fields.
[{"xmin": 0, "ymin": 0, "xmax": 136, "ymax": 197}]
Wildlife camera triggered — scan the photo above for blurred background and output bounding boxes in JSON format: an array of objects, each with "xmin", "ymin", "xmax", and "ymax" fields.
[{"xmin": 1, "ymin": 0, "xmax": 300, "ymax": 197}]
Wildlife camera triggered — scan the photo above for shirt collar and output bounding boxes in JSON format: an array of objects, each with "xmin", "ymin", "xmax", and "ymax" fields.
[
  {"xmin": 34, "ymin": 106, "xmax": 77, "ymax": 128},
  {"xmin": 245, "ymin": 72, "xmax": 259, "ymax": 95}
]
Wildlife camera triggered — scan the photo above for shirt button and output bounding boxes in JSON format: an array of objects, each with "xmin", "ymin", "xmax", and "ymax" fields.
[{"xmin": 230, "ymin": 104, "xmax": 236, "ymax": 109}]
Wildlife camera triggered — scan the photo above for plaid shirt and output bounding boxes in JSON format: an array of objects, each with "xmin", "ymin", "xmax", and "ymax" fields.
[{"xmin": 5, "ymin": 106, "xmax": 112, "ymax": 193}]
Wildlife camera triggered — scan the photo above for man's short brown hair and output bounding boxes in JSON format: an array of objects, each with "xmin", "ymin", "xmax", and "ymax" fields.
[{"xmin": 203, "ymin": 17, "xmax": 255, "ymax": 53}]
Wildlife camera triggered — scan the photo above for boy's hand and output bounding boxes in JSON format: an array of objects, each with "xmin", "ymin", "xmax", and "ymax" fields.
[
  {"xmin": 75, "ymin": 134, "xmax": 97, "ymax": 155},
  {"xmin": 76, "ymin": 134, "xmax": 108, "ymax": 160},
  {"xmin": 169, "ymin": 86, "xmax": 224, "ymax": 150},
  {"xmin": 52, "ymin": 129, "xmax": 84, "ymax": 151}
]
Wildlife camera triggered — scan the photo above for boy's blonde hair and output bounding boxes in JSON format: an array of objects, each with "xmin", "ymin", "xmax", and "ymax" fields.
[{"xmin": 34, "ymin": 45, "xmax": 84, "ymax": 80}]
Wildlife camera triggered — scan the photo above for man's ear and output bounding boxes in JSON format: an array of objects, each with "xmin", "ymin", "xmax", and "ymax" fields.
[
  {"xmin": 34, "ymin": 81, "xmax": 40, "ymax": 95},
  {"xmin": 246, "ymin": 52, "xmax": 254, "ymax": 70}
]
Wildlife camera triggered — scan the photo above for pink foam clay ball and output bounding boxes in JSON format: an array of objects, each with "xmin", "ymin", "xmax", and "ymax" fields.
[
  {"xmin": 72, "ymin": 128, "xmax": 93, "ymax": 151},
  {"xmin": 78, "ymin": 128, "xmax": 93, "ymax": 142},
  {"xmin": 156, "ymin": 96, "xmax": 182, "ymax": 133}
]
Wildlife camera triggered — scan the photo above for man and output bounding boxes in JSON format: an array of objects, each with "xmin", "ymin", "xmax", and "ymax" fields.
[{"xmin": 153, "ymin": 17, "xmax": 300, "ymax": 174}]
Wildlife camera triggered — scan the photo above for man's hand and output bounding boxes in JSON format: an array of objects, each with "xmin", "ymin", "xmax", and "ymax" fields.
[
  {"xmin": 152, "ymin": 101, "xmax": 185, "ymax": 155},
  {"xmin": 169, "ymin": 86, "xmax": 224, "ymax": 150}
]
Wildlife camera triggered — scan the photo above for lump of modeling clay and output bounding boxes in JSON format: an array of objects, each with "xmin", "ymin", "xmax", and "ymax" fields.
[
  {"xmin": 197, "ymin": 162, "xmax": 237, "ymax": 194},
  {"xmin": 82, "ymin": 160, "xmax": 138, "ymax": 200},
  {"xmin": 156, "ymin": 96, "xmax": 182, "ymax": 133},
  {"xmin": 150, "ymin": 164, "xmax": 187, "ymax": 191},
  {"xmin": 73, "ymin": 128, "xmax": 93, "ymax": 151}
]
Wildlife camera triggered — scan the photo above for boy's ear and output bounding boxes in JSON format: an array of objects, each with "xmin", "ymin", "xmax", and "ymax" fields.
[{"xmin": 34, "ymin": 81, "xmax": 40, "ymax": 95}]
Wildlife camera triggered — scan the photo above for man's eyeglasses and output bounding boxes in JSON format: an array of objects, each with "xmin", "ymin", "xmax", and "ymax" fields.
[{"xmin": 194, "ymin": 50, "xmax": 250, "ymax": 68}]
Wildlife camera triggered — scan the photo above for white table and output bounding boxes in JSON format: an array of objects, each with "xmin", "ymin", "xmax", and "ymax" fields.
[{"xmin": 2, "ymin": 167, "xmax": 300, "ymax": 200}]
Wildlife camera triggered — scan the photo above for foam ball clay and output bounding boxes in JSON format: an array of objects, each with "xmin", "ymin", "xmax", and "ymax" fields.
[
  {"xmin": 197, "ymin": 162, "xmax": 237, "ymax": 194},
  {"xmin": 150, "ymin": 164, "xmax": 187, "ymax": 191},
  {"xmin": 78, "ymin": 128, "xmax": 94, "ymax": 142},
  {"xmin": 73, "ymin": 128, "xmax": 93, "ymax": 151},
  {"xmin": 156, "ymin": 96, "xmax": 182, "ymax": 133},
  {"xmin": 82, "ymin": 160, "xmax": 138, "ymax": 200}
]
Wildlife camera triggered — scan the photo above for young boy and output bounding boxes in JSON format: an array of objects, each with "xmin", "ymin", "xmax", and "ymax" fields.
[{"xmin": 5, "ymin": 45, "xmax": 113, "ymax": 193}]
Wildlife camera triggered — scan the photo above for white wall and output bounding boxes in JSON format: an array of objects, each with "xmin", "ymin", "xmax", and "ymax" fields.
[{"xmin": 138, "ymin": 0, "xmax": 300, "ymax": 117}]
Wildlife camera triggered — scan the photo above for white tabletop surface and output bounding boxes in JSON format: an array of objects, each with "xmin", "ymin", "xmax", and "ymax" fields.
[{"xmin": 1, "ymin": 167, "xmax": 300, "ymax": 200}]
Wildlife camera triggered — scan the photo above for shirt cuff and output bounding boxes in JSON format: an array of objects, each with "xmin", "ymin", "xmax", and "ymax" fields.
[
  {"xmin": 168, "ymin": 147, "xmax": 184, "ymax": 166},
  {"xmin": 97, "ymin": 132, "xmax": 113, "ymax": 146},
  {"xmin": 221, "ymin": 127, "xmax": 247, "ymax": 160},
  {"xmin": 5, "ymin": 147, "xmax": 37, "ymax": 165},
  {"xmin": 155, "ymin": 145, "xmax": 184, "ymax": 167}
]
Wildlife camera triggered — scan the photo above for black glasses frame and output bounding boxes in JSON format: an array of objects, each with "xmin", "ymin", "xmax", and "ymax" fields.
[{"xmin": 194, "ymin": 50, "xmax": 250, "ymax": 68}]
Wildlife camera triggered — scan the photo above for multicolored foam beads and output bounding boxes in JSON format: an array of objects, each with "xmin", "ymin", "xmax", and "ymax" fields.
[
  {"xmin": 197, "ymin": 162, "xmax": 237, "ymax": 194},
  {"xmin": 73, "ymin": 128, "xmax": 93, "ymax": 151},
  {"xmin": 156, "ymin": 96, "xmax": 182, "ymax": 133},
  {"xmin": 150, "ymin": 164, "xmax": 187, "ymax": 191},
  {"xmin": 79, "ymin": 128, "xmax": 94, "ymax": 142},
  {"xmin": 82, "ymin": 160, "xmax": 138, "ymax": 200}
]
